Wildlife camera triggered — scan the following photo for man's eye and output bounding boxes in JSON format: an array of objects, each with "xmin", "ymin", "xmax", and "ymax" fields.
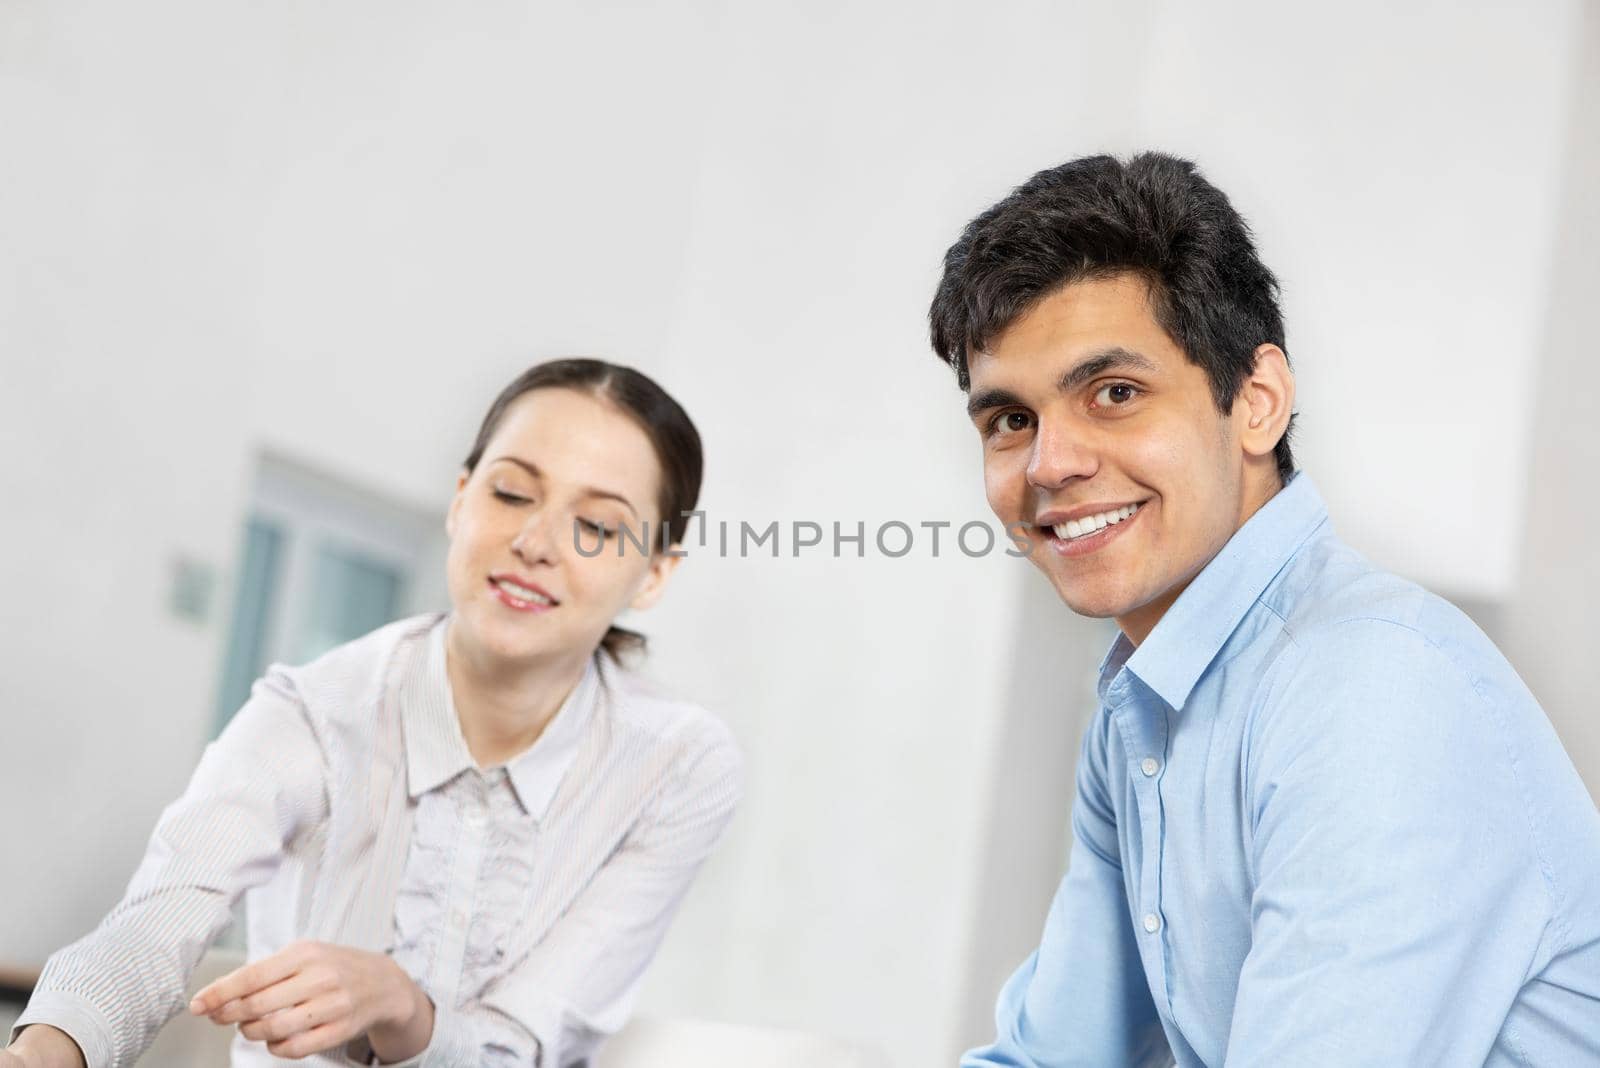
[
  {"xmin": 1093, "ymin": 382, "xmax": 1140, "ymax": 407},
  {"xmin": 988, "ymin": 410, "xmax": 1035, "ymax": 437},
  {"xmin": 491, "ymin": 488, "xmax": 531, "ymax": 505}
]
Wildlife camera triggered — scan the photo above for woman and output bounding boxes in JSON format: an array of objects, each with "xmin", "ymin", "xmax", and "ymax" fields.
[{"xmin": 5, "ymin": 359, "xmax": 742, "ymax": 1068}]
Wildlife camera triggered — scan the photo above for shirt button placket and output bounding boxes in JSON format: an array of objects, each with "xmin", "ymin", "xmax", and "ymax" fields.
[
  {"xmin": 1114, "ymin": 691, "xmax": 1168, "ymax": 967},
  {"xmin": 1130, "ymin": 711, "xmax": 1167, "ymax": 964},
  {"xmin": 435, "ymin": 780, "xmax": 490, "ymax": 1011}
]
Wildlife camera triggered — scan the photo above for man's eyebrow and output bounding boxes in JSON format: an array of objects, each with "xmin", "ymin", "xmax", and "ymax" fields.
[
  {"xmin": 966, "ymin": 387, "xmax": 1025, "ymax": 421},
  {"xmin": 1057, "ymin": 347, "xmax": 1160, "ymax": 393},
  {"xmin": 487, "ymin": 456, "xmax": 639, "ymax": 517},
  {"xmin": 965, "ymin": 347, "xmax": 1159, "ymax": 420}
]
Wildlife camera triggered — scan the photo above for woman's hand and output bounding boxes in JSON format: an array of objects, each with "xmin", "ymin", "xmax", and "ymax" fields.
[
  {"xmin": 189, "ymin": 941, "xmax": 434, "ymax": 1061},
  {"xmin": 2, "ymin": 1025, "xmax": 87, "ymax": 1068}
]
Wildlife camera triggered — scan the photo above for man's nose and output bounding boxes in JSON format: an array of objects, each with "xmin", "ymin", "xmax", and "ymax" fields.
[{"xmin": 1026, "ymin": 418, "xmax": 1098, "ymax": 490}]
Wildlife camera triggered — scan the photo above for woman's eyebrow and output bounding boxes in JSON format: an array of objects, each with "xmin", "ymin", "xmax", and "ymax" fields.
[{"xmin": 487, "ymin": 456, "xmax": 639, "ymax": 517}]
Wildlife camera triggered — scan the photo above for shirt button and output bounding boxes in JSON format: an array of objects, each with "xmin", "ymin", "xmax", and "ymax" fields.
[
  {"xmin": 451, "ymin": 909, "xmax": 468, "ymax": 929},
  {"xmin": 1140, "ymin": 757, "xmax": 1160, "ymax": 777},
  {"xmin": 1142, "ymin": 912, "xmax": 1161, "ymax": 933}
]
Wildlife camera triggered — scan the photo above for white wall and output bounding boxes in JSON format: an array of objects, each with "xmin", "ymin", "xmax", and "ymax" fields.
[
  {"xmin": 1, "ymin": 2, "xmax": 1592, "ymax": 1064},
  {"xmin": 1502, "ymin": 1, "xmax": 1600, "ymax": 800},
  {"xmin": 1127, "ymin": 0, "xmax": 1578, "ymax": 601}
]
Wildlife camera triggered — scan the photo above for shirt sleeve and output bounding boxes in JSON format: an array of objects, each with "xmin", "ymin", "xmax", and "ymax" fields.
[
  {"xmin": 1226, "ymin": 618, "xmax": 1556, "ymax": 1066},
  {"xmin": 381, "ymin": 719, "xmax": 743, "ymax": 1068},
  {"xmin": 10, "ymin": 669, "xmax": 330, "ymax": 1068},
  {"xmin": 962, "ymin": 709, "xmax": 1170, "ymax": 1068}
]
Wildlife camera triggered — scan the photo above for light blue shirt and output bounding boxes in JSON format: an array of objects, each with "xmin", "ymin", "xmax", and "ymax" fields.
[{"xmin": 964, "ymin": 472, "xmax": 1600, "ymax": 1067}]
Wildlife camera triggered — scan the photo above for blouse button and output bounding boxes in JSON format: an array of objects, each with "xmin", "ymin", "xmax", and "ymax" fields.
[{"xmin": 1140, "ymin": 757, "xmax": 1160, "ymax": 777}]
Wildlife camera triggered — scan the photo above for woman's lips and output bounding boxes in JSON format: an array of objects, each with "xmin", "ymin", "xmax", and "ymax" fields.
[{"xmin": 487, "ymin": 576, "xmax": 557, "ymax": 613}]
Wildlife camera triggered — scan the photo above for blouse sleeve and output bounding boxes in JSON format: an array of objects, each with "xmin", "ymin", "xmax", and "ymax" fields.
[{"xmin": 10, "ymin": 669, "xmax": 331, "ymax": 1068}]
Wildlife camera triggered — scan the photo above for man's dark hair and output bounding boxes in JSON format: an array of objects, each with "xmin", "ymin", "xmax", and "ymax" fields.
[{"xmin": 929, "ymin": 151, "xmax": 1295, "ymax": 482}]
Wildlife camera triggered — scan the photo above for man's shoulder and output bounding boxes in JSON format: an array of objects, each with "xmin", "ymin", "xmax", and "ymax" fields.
[
  {"xmin": 1240, "ymin": 532, "xmax": 1534, "ymax": 764},
  {"xmin": 1262, "ymin": 530, "xmax": 1499, "ymax": 679}
]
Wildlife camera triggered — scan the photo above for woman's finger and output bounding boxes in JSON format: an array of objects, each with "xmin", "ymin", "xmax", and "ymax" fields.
[
  {"xmin": 190, "ymin": 942, "xmax": 314, "ymax": 1014},
  {"xmin": 239, "ymin": 991, "xmax": 349, "ymax": 1045},
  {"xmin": 265, "ymin": 1018, "xmax": 353, "ymax": 1060},
  {"xmin": 209, "ymin": 967, "xmax": 328, "ymax": 1026}
]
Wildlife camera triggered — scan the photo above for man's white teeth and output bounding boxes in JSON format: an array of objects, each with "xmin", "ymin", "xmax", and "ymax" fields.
[
  {"xmin": 496, "ymin": 579, "xmax": 552, "ymax": 604},
  {"xmin": 1053, "ymin": 502, "xmax": 1141, "ymax": 541}
]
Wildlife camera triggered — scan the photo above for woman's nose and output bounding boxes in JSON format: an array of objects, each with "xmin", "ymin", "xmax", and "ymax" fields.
[{"xmin": 511, "ymin": 508, "xmax": 561, "ymax": 565}]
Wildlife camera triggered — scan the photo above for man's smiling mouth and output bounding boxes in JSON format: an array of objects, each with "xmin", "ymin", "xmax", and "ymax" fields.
[
  {"xmin": 1038, "ymin": 500, "xmax": 1147, "ymax": 542},
  {"xmin": 1054, "ymin": 502, "xmax": 1141, "ymax": 541}
]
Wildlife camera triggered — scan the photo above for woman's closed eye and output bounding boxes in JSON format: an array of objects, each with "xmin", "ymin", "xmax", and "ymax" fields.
[{"xmin": 492, "ymin": 487, "xmax": 616, "ymax": 537}]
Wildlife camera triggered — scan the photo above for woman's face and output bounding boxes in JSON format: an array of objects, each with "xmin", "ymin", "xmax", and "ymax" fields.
[{"xmin": 445, "ymin": 387, "xmax": 680, "ymax": 668}]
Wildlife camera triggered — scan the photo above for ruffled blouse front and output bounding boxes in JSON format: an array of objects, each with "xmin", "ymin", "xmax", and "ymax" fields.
[{"xmin": 383, "ymin": 619, "xmax": 600, "ymax": 1062}]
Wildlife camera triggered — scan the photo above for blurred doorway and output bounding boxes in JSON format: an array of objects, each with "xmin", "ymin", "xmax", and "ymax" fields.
[{"xmin": 214, "ymin": 452, "xmax": 445, "ymax": 733}]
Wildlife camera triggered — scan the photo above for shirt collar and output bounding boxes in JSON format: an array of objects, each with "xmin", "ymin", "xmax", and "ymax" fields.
[
  {"xmin": 400, "ymin": 617, "xmax": 599, "ymax": 820},
  {"xmin": 1097, "ymin": 470, "xmax": 1331, "ymax": 711}
]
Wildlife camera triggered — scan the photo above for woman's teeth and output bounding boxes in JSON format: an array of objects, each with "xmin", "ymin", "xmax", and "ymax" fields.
[
  {"xmin": 1053, "ymin": 502, "xmax": 1141, "ymax": 541},
  {"xmin": 496, "ymin": 578, "xmax": 552, "ymax": 605}
]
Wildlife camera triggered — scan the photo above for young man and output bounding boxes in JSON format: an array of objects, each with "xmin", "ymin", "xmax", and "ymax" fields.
[{"xmin": 931, "ymin": 152, "xmax": 1600, "ymax": 1067}]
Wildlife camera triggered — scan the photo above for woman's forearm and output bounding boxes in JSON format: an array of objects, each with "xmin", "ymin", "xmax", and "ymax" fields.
[{"xmin": 365, "ymin": 957, "xmax": 436, "ymax": 1063}]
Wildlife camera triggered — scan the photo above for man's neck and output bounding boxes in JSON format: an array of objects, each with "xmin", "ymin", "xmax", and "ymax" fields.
[
  {"xmin": 1115, "ymin": 471, "xmax": 1286, "ymax": 648},
  {"xmin": 1118, "ymin": 582, "xmax": 1188, "ymax": 648}
]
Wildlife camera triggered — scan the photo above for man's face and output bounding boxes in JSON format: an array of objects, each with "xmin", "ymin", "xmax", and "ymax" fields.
[{"xmin": 967, "ymin": 273, "xmax": 1255, "ymax": 644}]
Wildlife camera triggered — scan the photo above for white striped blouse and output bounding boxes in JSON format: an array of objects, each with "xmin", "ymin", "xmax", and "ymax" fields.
[{"xmin": 12, "ymin": 613, "xmax": 743, "ymax": 1068}]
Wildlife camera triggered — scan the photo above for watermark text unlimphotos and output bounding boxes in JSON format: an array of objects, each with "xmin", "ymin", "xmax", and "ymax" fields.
[{"xmin": 574, "ymin": 512, "xmax": 1045, "ymax": 559}]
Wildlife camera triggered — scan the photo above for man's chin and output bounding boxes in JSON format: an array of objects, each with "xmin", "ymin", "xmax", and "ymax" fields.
[{"xmin": 1047, "ymin": 575, "xmax": 1138, "ymax": 621}]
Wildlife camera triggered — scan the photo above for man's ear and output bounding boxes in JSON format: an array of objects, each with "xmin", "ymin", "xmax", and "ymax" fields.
[
  {"xmin": 1236, "ymin": 344, "xmax": 1295, "ymax": 461},
  {"xmin": 445, "ymin": 471, "xmax": 470, "ymax": 538},
  {"xmin": 629, "ymin": 548, "xmax": 685, "ymax": 613}
]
